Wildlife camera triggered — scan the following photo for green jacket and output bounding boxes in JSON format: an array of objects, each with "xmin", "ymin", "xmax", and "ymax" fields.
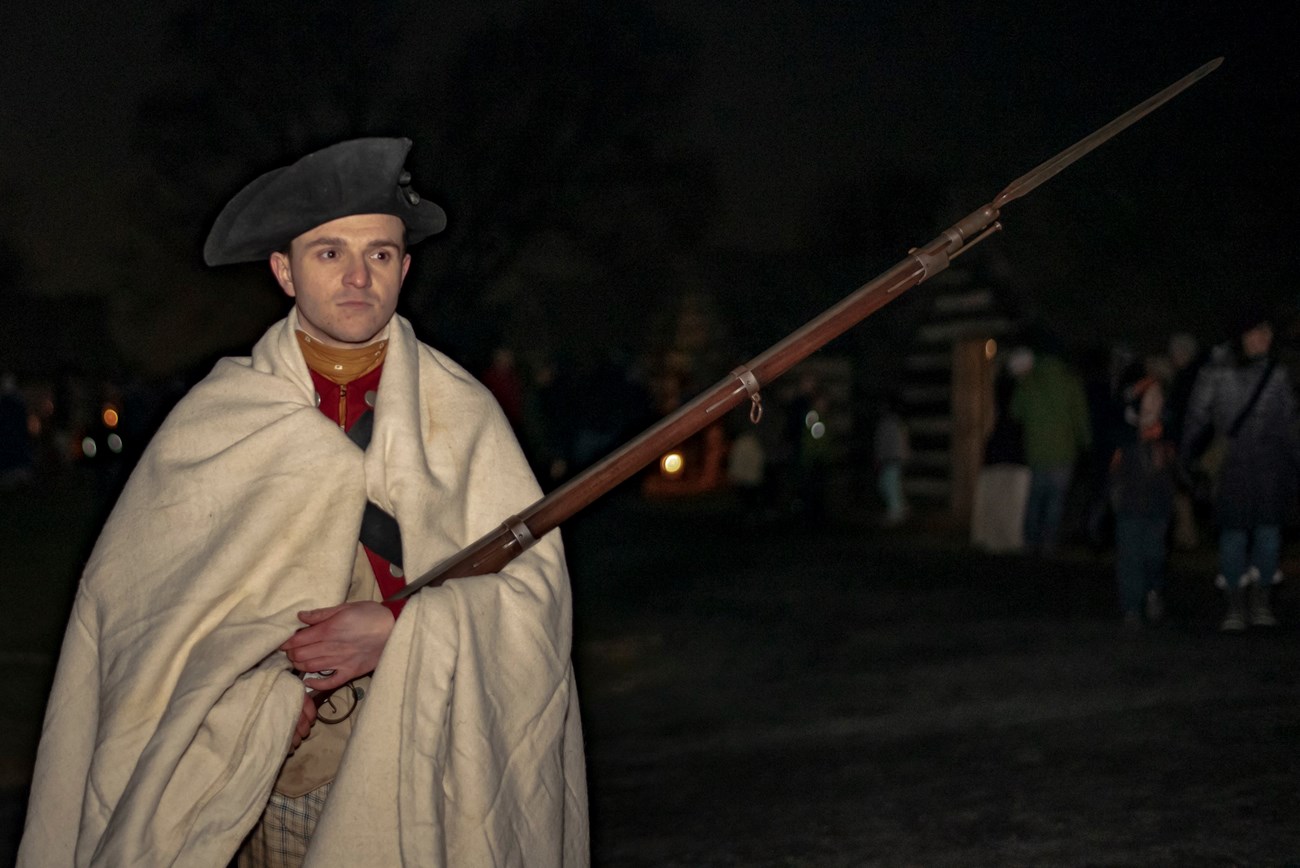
[{"xmin": 1010, "ymin": 355, "xmax": 1091, "ymax": 468}]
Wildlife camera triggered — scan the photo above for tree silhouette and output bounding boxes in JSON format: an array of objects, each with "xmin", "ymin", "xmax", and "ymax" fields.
[
  {"xmin": 403, "ymin": 2, "xmax": 716, "ymax": 364},
  {"xmin": 127, "ymin": 0, "xmax": 716, "ymax": 373},
  {"xmin": 120, "ymin": 0, "xmax": 408, "ymax": 374},
  {"xmin": 135, "ymin": 1, "xmax": 406, "ymax": 254}
]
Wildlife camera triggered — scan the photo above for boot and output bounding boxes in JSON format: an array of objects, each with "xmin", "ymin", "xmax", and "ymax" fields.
[
  {"xmin": 1248, "ymin": 582, "xmax": 1278, "ymax": 627},
  {"xmin": 1220, "ymin": 586, "xmax": 1246, "ymax": 633}
]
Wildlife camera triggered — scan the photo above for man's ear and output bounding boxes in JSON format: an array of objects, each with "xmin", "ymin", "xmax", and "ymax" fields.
[
  {"xmin": 270, "ymin": 251, "xmax": 296, "ymax": 298},
  {"xmin": 400, "ymin": 252, "xmax": 411, "ymax": 285}
]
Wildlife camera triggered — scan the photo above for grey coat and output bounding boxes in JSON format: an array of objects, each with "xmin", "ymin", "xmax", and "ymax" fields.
[{"xmin": 1181, "ymin": 353, "xmax": 1300, "ymax": 529}]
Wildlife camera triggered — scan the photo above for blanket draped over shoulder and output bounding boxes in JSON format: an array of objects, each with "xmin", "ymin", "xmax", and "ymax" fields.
[{"xmin": 19, "ymin": 312, "xmax": 588, "ymax": 867}]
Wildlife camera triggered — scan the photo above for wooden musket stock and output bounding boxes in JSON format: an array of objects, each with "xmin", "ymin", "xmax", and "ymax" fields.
[{"xmin": 388, "ymin": 57, "xmax": 1222, "ymax": 602}]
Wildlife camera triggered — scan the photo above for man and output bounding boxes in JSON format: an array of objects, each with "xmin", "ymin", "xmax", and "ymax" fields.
[
  {"xmin": 19, "ymin": 138, "xmax": 588, "ymax": 866},
  {"xmin": 1181, "ymin": 312, "xmax": 1297, "ymax": 632}
]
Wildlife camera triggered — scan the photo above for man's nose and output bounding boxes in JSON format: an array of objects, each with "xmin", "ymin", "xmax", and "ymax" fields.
[{"xmin": 342, "ymin": 256, "xmax": 371, "ymax": 288}]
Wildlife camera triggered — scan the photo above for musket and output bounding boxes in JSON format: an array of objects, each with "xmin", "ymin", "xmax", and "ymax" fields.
[{"xmin": 389, "ymin": 57, "xmax": 1223, "ymax": 602}]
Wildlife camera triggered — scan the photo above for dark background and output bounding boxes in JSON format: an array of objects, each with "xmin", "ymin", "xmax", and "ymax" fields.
[
  {"xmin": 1, "ymin": 0, "xmax": 1295, "ymax": 381},
  {"xmin": 3, "ymin": 4, "xmax": 1300, "ymax": 864}
]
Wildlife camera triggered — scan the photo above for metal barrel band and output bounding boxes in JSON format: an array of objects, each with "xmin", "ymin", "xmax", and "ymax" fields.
[
  {"xmin": 703, "ymin": 365, "xmax": 763, "ymax": 422},
  {"xmin": 503, "ymin": 514, "xmax": 536, "ymax": 552},
  {"xmin": 731, "ymin": 366, "xmax": 763, "ymax": 424}
]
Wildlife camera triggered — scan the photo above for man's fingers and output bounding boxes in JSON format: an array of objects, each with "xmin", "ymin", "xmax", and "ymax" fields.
[
  {"xmin": 297, "ymin": 604, "xmax": 347, "ymax": 625},
  {"xmin": 279, "ymin": 627, "xmax": 320, "ymax": 652},
  {"xmin": 283, "ymin": 629, "xmax": 345, "ymax": 659},
  {"xmin": 280, "ymin": 607, "xmax": 352, "ymax": 651},
  {"xmin": 286, "ymin": 647, "xmax": 349, "ymax": 674}
]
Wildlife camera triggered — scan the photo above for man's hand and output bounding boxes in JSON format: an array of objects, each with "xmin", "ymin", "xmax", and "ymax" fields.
[
  {"xmin": 291, "ymin": 690, "xmax": 317, "ymax": 753},
  {"xmin": 280, "ymin": 601, "xmax": 396, "ymax": 693}
]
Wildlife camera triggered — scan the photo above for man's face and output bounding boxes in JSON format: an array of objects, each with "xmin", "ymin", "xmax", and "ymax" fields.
[{"xmin": 269, "ymin": 213, "xmax": 411, "ymax": 347}]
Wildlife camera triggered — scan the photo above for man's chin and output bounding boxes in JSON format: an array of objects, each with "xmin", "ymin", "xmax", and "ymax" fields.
[
  {"xmin": 324, "ymin": 315, "xmax": 391, "ymax": 346},
  {"xmin": 305, "ymin": 325, "xmax": 386, "ymax": 348},
  {"xmin": 295, "ymin": 305, "xmax": 393, "ymax": 347}
]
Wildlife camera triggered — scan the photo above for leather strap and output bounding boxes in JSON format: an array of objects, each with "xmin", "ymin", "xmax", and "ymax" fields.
[
  {"xmin": 1227, "ymin": 357, "xmax": 1276, "ymax": 439},
  {"xmin": 346, "ymin": 410, "xmax": 404, "ymax": 567}
]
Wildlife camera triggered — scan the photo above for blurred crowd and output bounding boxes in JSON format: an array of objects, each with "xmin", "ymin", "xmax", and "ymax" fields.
[
  {"xmin": 0, "ymin": 370, "xmax": 187, "ymax": 496},
  {"xmin": 961, "ymin": 309, "xmax": 1299, "ymax": 631},
  {"xmin": 476, "ymin": 347, "xmax": 847, "ymax": 525},
  {"xmin": 10, "ymin": 307, "xmax": 1297, "ymax": 636},
  {"xmin": 0, "ymin": 344, "xmax": 842, "ymax": 520}
]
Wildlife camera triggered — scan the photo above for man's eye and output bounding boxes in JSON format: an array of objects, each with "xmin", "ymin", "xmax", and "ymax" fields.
[
  {"xmin": 319, "ymin": 249, "xmax": 337, "ymax": 259},
  {"xmin": 372, "ymin": 251, "xmax": 389, "ymax": 261}
]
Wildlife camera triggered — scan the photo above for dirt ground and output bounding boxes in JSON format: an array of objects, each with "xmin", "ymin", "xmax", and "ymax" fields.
[
  {"xmin": 2, "ymin": 483, "xmax": 1298, "ymax": 866},
  {"xmin": 568, "ymin": 497, "xmax": 1299, "ymax": 867}
]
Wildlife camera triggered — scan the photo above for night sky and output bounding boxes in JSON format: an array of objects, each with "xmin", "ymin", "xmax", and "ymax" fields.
[{"xmin": 1, "ymin": 1, "xmax": 1295, "ymax": 373}]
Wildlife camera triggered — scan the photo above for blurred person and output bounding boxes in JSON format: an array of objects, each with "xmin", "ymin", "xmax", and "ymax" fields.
[
  {"xmin": 1181, "ymin": 311, "xmax": 1298, "ymax": 632},
  {"xmin": 873, "ymin": 394, "xmax": 910, "ymax": 526},
  {"xmin": 480, "ymin": 345, "xmax": 525, "ymax": 430},
  {"xmin": 1164, "ymin": 332, "xmax": 1206, "ymax": 549},
  {"xmin": 1109, "ymin": 375, "xmax": 1176, "ymax": 628},
  {"xmin": 971, "ymin": 347, "xmax": 1033, "ymax": 552},
  {"xmin": 1093, "ymin": 344, "xmax": 1139, "ymax": 472},
  {"xmin": 1164, "ymin": 333, "xmax": 1201, "ymax": 445},
  {"xmin": 19, "ymin": 139, "xmax": 587, "ymax": 867},
  {"xmin": 570, "ymin": 352, "xmax": 652, "ymax": 472},
  {"xmin": 523, "ymin": 358, "xmax": 572, "ymax": 486},
  {"xmin": 727, "ymin": 427, "xmax": 767, "ymax": 521},
  {"xmin": 1081, "ymin": 343, "xmax": 1143, "ymax": 551},
  {"xmin": 699, "ymin": 421, "xmax": 728, "ymax": 490},
  {"xmin": 1011, "ymin": 347, "xmax": 1092, "ymax": 553}
]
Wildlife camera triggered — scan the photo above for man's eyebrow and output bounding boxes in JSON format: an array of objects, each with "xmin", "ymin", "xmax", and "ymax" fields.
[
  {"xmin": 302, "ymin": 236, "xmax": 346, "ymax": 248},
  {"xmin": 301, "ymin": 236, "xmax": 403, "ymax": 249}
]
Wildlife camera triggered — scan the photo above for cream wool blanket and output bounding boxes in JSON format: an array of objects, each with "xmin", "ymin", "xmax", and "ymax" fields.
[{"xmin": 19, "ymin": 311, "xmax": 588, "ymax": 867}]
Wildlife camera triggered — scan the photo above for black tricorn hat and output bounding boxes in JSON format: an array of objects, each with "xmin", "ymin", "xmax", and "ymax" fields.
[{"xmin": 203, "ymin": 137, "xmax": 447, "ymax": 266}]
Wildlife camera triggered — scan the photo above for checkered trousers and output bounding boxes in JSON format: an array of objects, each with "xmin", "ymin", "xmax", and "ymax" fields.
[{"xmin": 236, "ymin": 781, "xmax": 332, "ymax": 868}]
